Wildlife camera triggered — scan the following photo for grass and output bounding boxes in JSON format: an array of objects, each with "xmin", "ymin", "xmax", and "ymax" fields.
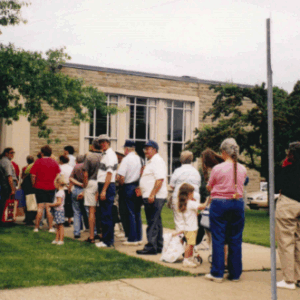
[
  {"xmin": 142, "ymin": 206, "xmax": 271, "ymax": 247},
  {"xmin": 0, "ymin": 224, "xmax": 189, "ymax": 290}
]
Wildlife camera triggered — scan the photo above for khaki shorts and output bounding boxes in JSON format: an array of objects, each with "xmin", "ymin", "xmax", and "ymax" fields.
[
  {"xmin": 184, "ymin": 230, "xmax": 197, "ymax": 246},
  {"xmin": 84, "ymin": 180, "xmax": 98, "ymax": 207}
]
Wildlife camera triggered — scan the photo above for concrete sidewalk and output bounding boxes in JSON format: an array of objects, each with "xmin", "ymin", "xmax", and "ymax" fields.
[{"xmin": 0, "ymin": 272, "xmax": 298, "ymax": 300}]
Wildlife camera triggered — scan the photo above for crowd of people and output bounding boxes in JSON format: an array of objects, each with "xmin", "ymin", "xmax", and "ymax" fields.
[{"xmin": 0, "ymin": 136, "xmax": 299, "ymax": 288}]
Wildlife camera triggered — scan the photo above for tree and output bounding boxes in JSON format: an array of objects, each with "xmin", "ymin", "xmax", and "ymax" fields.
[
  {"xmin": 186, "ymin": 83, "xmax": 294, "ymax": 179},
  {"xmin": 0, "ymin": 0, "xmax": 30, "ymax": 34},
  {"xmin": 0, "ymin": 2, "xmax": 115, "ymax": 142}
]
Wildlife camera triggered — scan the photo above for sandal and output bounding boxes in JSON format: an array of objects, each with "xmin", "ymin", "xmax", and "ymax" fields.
[{"xmin": 85, "ymin": 237, "xmax": 95, "ymax": 244}]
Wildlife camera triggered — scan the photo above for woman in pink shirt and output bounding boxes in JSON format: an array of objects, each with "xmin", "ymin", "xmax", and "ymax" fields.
[{"xmin": 204, "ymin": 138, "xmax": 247, "ymax": 283}]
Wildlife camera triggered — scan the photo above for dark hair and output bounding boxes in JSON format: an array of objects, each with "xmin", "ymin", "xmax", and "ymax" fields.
[
  {"xmin": 37, "ymin": 152, "xmax": 42, "ymax": 159},
  {"xmin": 0, "ymin": 148, "xmax": 13, "ymax": 159},
  {"xmin": 178, "ymin": 183, "xmax": 194, "ymax": 213},
  {"xmin": 92, "ymin": 139, "xmax": 101, "ymax": 150},
  {"xmin": 26, "ymin": 155, "xmax": 34, "ymax": 165},
  {"xmin": 59, "ymin": 155, "xmax": 69, "ymax": 164},
  {"xmin": 41, "ymin": 145, "xmax": 52, "ymax": 157},
  {"xmin": 76, "ymin": 154, "xmax": 85, "ymax": 164},
  {"xmin": 201, "ymin": 148, "xmax": 224, "ymax": 181},
  {"xmin": 64, "ymin": 145, "xmax": 75, "ymax": 155}
]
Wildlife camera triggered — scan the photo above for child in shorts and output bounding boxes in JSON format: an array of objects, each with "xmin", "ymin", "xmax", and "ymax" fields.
[
  {"xmin": 177, "ymin": 183, "xmax": 209, "ymax": 268},
  {"xmin": 47, "ymin": 173, "xmax": 67, "ymax": 245}
]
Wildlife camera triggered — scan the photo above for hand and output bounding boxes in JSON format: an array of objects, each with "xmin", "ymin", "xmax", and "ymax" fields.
[
  {"xmin": 77, "ymin": 193, "xmax": 84, "ymax": 200},
  {"xmin": 11, "ymin": 188, "xmax": 16, "ymax": 195},
  {"xmin": 100, "ymin": 191, "xmax": 106, "ymax": 201},
  {"xmin": 148, "ymin": 195, "xmax": 155, "ymax": 204}
]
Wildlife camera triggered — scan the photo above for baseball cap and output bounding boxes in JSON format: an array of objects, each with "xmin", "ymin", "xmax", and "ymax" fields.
[
  {"xmin": 144, "ymin": 140, "xmax": 159, "ymax": 151},
  {"xmin": 98, "ymin": 134, "xmax": 110, "ymax": 142},
  {"xmin": 123, "ymin": 140, "xmax": 136, "ymax": 148}
]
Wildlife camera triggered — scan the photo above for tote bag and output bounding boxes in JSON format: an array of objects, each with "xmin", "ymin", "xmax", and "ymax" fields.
[
  {"xmin": 26, "ymin": 194, "xmax": 38, "ymax": 211},
  {"xmin": 200, "ymin": 207, "xmax": 210, "ymax": 229}
]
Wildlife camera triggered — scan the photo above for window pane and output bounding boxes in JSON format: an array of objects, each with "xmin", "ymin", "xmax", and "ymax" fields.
[
  {"xmin": 95, "ymin": 109, "xmax": 107, "ymax": 136},
  {"xmin": 185, "ymin": 102, "xmax": 192, "ymax": 110},
  {"xmin": 137, "ymin": 98, "xmax": 147, "ymax": 105},
  {"xmin": 110, "ymin": 95, "xmax": 118, "ymax": 104},
  {"xmin": 172, "ymin": 143, "xmax": 183, "ymax": 173},
  {"xmin": 136, "ymin": 106, "xmax": 147, "ymax": 139},
  {"xmin": 167, "ymin": 143, "xmax": 172, "ymax": 175},
  {"xmin": 173, "ymin": 110, "xmax": 183, "ymax": 141},
  {"xmin": 167, "ymin": 109, "xmax": 172, "ymax": 141},
  {"xmin": 174, "ymin": 101, "xmax": 184, "ymax": 108},
  {"xmin": 148, "ymin": 107, "xmax": 156, "ymax": 140},
  {"xmin": 89, "ymin": 110, "xmax": 94, "ymax": 137},
  {"xmin": 149, "ymin": 99, "xmax": 156, "ymax": 106},
  {"xmin": 166, "ymin": 100, "xmax": 172, "ymax": 107},
  {"xmin": 135, "ymin": 141, "xmax": 146, "ymax": 158},
  {"xmin": 130, "ymin": 105, "xmax": 134, "ymax": 139},
  {"xmin": 129, "ymin": 97, "xmax": 135, "ymax": 104}
]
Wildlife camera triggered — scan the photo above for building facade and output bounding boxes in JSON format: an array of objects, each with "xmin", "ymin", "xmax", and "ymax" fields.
[{"xmin": 0, "ymin": 63, "xmax": 260, "ymax": 192}]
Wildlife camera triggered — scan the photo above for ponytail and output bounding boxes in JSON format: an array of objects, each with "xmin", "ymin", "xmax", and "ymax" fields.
[
  {"xmin": 178, "ymin": 183, "xmax": 194, "ymax": 213},
  {"xmin": 0, "ymin": 148, "xmax": 13, "ymax": 159}
]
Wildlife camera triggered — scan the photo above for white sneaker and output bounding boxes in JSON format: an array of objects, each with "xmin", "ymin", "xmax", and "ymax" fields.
[
  {"xmin": 276, "ymin": 280, "xmax": 296, "ymax": 290},
  {"xmin": 183, "ymin": 259, "xmax": 198, "ymax": 268},
  {"xmin": 33, "ymin": 228, "xmax": 39, "ymax": 232},
  {"xmin": 57, "ymin": 241, "xmax": 64, "ymax": 246},
  {"xmin": 49, "ymin": 228, "xmax": 56, "ymax": 233},
  {"xmin": 95, "ymin": 241, "xmax": 108, "ymax": 248},
  {"xmin": 204, "ymin": 273, "xmax": 223, "ymax": 283},
  {"xmin": 51, "ymin": 240, "xmax": 58, "ymax": 244},
  {"xmin": 122, "ymin": 241, "xmax": 139, "ymax": 246}
]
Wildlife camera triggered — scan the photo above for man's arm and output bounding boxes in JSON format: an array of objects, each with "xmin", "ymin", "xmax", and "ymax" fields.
[
  {"xmin": 148, "ymin": 179, "xmax": 164, "ymax": 204},
  {"xmin": 117, "ymin": 175, "xmax": 125, "ymax": 186},
  {"xmin": 7, "ymin": 175, "xmax": 15, "ymax": 195},
  {"xmin": 100, "ymin": 172, "xmax": 112, "ymax": 201},
  {"xmin": 70, "ymin": 177, "xmax": 83, "ymax": 187},
  {"xmin": 31, "ymin": 174, "xmax": 36, "ymax": 187},
  {"xmin": 83, "ymin": 171, "xmax": 89, "ymax": 188}
]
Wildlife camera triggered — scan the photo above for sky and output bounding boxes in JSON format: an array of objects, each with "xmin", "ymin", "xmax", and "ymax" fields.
[{"xmin": 1, "ymin": 0, "xmax": 300, "ymax": 92}]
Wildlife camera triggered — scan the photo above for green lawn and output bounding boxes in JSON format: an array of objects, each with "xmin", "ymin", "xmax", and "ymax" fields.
[
  {"xmin": 142, "ymin": 206, "xmax": 271, "ymax": 247},
  {"xmin": 0, "ymin": 224, "xmax": 189, "ymax": 290}
]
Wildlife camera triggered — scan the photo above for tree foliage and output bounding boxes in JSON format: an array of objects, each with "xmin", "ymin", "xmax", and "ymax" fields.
[
  {"xmin": 0, "ymin": 0, "xmax": 30, "ymax": 33},
  {"xmin": 186, "ymin": 82, "xmax": 300, "ymax": 179},
  {"xmin": 0, "ymin": 44, "xmax": 112, "ymax": 142}
]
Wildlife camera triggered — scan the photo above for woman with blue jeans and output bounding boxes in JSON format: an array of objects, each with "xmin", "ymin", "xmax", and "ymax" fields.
[
  {"xmin": 69, "ymin": 155, "xmax": 89, "ymax": 238},
  {"xmin": 205, "ymin": 138, "xmax": 247, "ymax": 283}
]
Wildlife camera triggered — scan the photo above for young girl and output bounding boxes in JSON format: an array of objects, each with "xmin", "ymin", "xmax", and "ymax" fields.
[
  {"xmin": 177, "ymin": 183, "xmax": 209, "ymax": 268},
  {"xmin": 47, "ymin": 174, "xmax": 67, "ymax": 245}
]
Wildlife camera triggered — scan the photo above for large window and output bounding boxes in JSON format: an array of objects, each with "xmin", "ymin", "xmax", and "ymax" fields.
[
  {"xmin": 165, "ymin": 100, "xmax": 194, "ymax": 176},
  {"xmin": 86, "ymin": 95, "xmax": 118, "ymax": 149},
  {"xmin": 126, "ymin": 97, "xmax": 157, "ymax": 157}
]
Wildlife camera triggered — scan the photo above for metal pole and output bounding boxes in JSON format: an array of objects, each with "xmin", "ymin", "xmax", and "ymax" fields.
[{"xmin": 266, "ymin": 18, "xmax": 277, "ymax": 300}]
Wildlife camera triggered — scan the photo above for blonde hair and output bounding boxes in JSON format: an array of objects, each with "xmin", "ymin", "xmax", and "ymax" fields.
[
  {"xmin": 178, "ymin": 183, "xmax": 194, "ymax": 213},
  {"xmin": 180, "ymin": 151, "xmax": 193, "ymax": 164},
  {"xmin": 54, "ymin": 173, "xmax": 67, "ymax": 188}
]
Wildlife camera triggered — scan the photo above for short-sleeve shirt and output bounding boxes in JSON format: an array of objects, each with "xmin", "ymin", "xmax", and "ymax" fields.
[
  {"xmin": 170, "ymin": 164, "xmax": 201, "ymax": 203},
  {"xmin": 70, "ymin": 163, "xmax": 84, "ymax": 184},
  {"xmin": 207, "ymin": 161, "xmax": 247, "ymax": 199},
  {"xmin": 83, "ymin": 152, "xmax": 102, "ymax": 180},
  {"xmin": 97, "ymin": 148, "xmax": 118, "ymax": 183},
  {"xmin": 0, "ymin": 157, "xmax": 16, "ymax": 180},
  {"xmin": 139, "ymin": 153, "xmax": 168, "ymax": 199},
  {"xmin": 60, "ymin": 163, "xmax": 73, "ymax": 188},
  {"xmin": 68, "ymin": 155, "xmax": 76, "ymax": 168},
  {"xmin": 117, "ymin": 152, "xmax": 142, "ymax": 184},
  {"xmin": 30, "ymin": 157, "xmax": 61, "ymax": 190},
  {"xmin": 180, "ymin": 200, "xmax": 199, "ymax": 231},
  {"xmin": 54, "ymin": 189, "xmax": 65, "ymax": 211}
]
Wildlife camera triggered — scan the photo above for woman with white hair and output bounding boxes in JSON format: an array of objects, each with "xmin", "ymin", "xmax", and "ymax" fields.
[
  {"xmin": 204, "ymin": 138, "xmax": 247, "ymax": 283},
  {"xmin": 170, "ymin": 151, "xmax": 201, "ymax": 232}
]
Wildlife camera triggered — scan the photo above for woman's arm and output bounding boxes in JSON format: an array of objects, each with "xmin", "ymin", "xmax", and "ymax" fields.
[{"xmin": 69, "ymin": 177, "xmax": 83, "ymax": 187}]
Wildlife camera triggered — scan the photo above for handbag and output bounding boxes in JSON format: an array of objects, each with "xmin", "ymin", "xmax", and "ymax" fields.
[
  {"xmin": 200, "ymin": 207, "xmax": 210, "ymax": 229},
  {"xmin": 1, "ymin": 194, "xmax": 18, "ymax": 223},
  {"xmin": 26, "ymin": 194, "xmax": 38, "ymax": 211}
]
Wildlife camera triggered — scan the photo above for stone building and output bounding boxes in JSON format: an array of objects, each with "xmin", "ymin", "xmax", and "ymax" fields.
[{"xmin": 0, "ymin": 62, "xmax": 260, "ymax": 192}]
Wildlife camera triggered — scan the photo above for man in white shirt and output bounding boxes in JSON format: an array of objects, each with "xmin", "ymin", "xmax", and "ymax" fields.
[
  {"xmin": 64, "ymin": 146, "xmax": 76, "ymax": 168},
  {"xmin": 95, "ymin": 134, "xmax": 118, "ymax": 248},
  {"xmin": 117, "ymin": 140, "xmax": 143, "ymax": 245},
  {"xmin": 136, "ymin": 140, "xmax": 168, "ymax": 255}
]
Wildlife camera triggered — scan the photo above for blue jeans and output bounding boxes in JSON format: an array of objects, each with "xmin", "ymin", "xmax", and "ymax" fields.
[
  {"xmin": 71, "ymin": 186, "xmax": 88, "ymax": 236},
  {"xmin": 124, "ymin": 183, "xmax": 142, "ymax": 242},
  {"xmin": 143, "ymin": 198, "xmax": 166, "ymax": 252},
  {"xmin": 210, "ymin": 198, "xmax": 245, "ymax": 279},
  {"xmin": 98, "ymin": 183, "xmax": 116, "ymax": 246}
]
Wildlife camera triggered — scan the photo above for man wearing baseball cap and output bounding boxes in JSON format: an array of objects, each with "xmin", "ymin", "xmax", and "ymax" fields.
[
  {"xmin": 117, "ymin": 140, "xmax": 143, "ymax": 245},
  {"xmin": 95, "ymin": 134, "xmax": 118, "ymax": 248},
  {"xmin": 136, "ymin": 140, "xmax": 167, "ymax": 255}
]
